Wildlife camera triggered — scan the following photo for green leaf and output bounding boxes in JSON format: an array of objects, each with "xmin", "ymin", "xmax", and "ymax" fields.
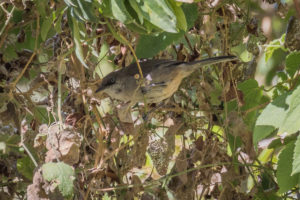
[
  {"xmin": 253, "ymin": 92, "xmax": 288, "ymax": 144},
  {"xmin": 126, "ymin": 22, "xmax": 150, "ymax": 34},
  {"xmin": 136, "ymin": 31, "xmax": 184, "ymax": 58},
  {"xmin": 135, "ymin": 3, "xmax": 197, "ymax": 58},
  {"xmin": 285, "ymin": 51, "xmax": 300, "ymax": 77},
  {"xmin": 94, "ymin": 42, "xmax": 114, "ymax": 79},
  {"xmin": 42, "ymin": 162, "xmax": 75, "ymax": 197},
  {"xmin": 167, "ymin": 0, "xmax": 187, "ymax": 31},
  {"xmin": 35, "ymin": 0, "xmax": 47, "ymax": 18},
  {"xmin": 276, "ymin": 142, "xmax": 299, "ymax": 193},
  {"xmin": 70, "ymin": 16, "xmax": 88, "ymax": 68},
  {"xmin": 12, "ymin": 9, "xmax": 23, "ymax": 23},
  {"xmin": 64, "ymin": 0, "xmax": 77, "ymax": 7},
  {"xmin": 182, "ymin": 3, "xmax": 198, "ymax": 29},
  {"xmin": 254, "ymin": 85, "xmax": 300, "ymax": 145},
  {"xmin": 277, "ymin": 71, "xmax": 288, "ymax": 82},
  {"xmin": 75, "ymin": 0, "xmax": 98, "ymax": 22},
  {"xmin": 268, "ymin": 133, "xmax": 297, "ymax": 149},
  {"xmin": 38, "ymin": 53, "xmax": 49, "ymax": 63},
  {"xmin": 137, "ymin": 0, "xmax": 177, "ymax": 33},
  {"xmin": 265, "ymin": 34, "xmax": 286, "ymax": 62},
  {"xmin": 253, "ymin": 125, "xmax": 276, "ymax": 145},
  {"xmin": 292, "ymin": 134, "xmax": 300, "ymax": 175},
  {"xmin": 111, "ymin": 0, "xmax": 133, "ymax": 23},
  {"xmin": 99, "ymin": 0, "xmax": 113, "ymax": 18},
  {"xmin": 128, "ymin": 0, "xmax": 144, "ymax": 24},
  {"xmin": 54, "ymin": 7, "xmax": 66, "ymax": 33},
  {"xmin": 17, "ymin": 157, "xmax": 35, "ymax": 180},
  {"xmin": 238, "ymin": 79, "xmax": 264, "ymax": 127},
  {"xmin": 278, "ymin": 85, "xmax": 300, "ymax": 134},
  {"xmin": 41, "ymin": 17, "xmax": 52, "ymax": 41},
  {"xmin": 3, "ymin": 45, "xmax": 18, "ymax": 62}
]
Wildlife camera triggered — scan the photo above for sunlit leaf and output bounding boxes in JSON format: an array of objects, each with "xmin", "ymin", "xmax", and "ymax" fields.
[
  {"xmin": 285, "ymin": 51, "xmax": 300, "ymax": 77},
  {"xmin": 136, "ymin": 3, "xmax": 197, "ymax": 58},
  {"xmin": 276, "ymin": 142, "xmax": 299, "ymax": 193},
  {"xmin": 74, "ymin": 0, "xmax": 98, "ymax": 22},
  {"xmin": 128, "ymin": 0, "xmax": 144, "ymax": 24},
  {"xmin": 70, "ymin": 16, "xmax": 88, "ymax": 68},
  {"xmin": 254, "ymin": 85, "xmax": 300, "ymax": 144},
  {"xmin": 42, "ymin": 162, "xmax": 75, "ymax": 197},
  {"xmin": 167, "ymin": 0, "xmax": 187, "ymax": 31},
  {"xmin": 292, "ymin": 134, "xmax": 300, "ymax": 175},
  {"xmin": 137, "ymin": 0, "xmax": 177, "ymax": 33},
  {"xmin": 111, "ymin": 0, "xmax": 133, "ymax": 23},
  {"xmin": 265, "ymin": 34, "xmax": 286, "ymax": 62}
]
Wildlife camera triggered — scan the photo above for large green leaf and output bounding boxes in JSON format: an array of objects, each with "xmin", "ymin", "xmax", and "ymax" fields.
[
  {"xmin": 137, "ymin": 0, "xmax": 177, "ymax": 33},
  {"xmin": 111, "ymin": 0, "xmax": 133, "ymax": 23},
  {"xmin": 253, "ymin": 85, "xmax": 300, "ymax": 144},
  {"xmin": 41, "ymin": 17, "xmax": 52, "ymax": 41},
  {"xmin": 42, "ymin": 162, "xmax": 75, "ymax": 197},
  {"xmin": 276, "ymin": 142, "xmax": 299, "ymax": 193},
  {"xmin": 285, "ymin": 51, "xmax": 300, "ymax": 78},
  {"xmin": 2, "ymin": 45, "xmax": 18, "ymax": 62},
  {"xmin": 65, "ymin": 0, "xmax": 97, "ymax": 22},
  {"xmin": 17, "ymin": 156, "xmax": 35, "ymax": 180},
  {"xmin": 136, "ymin": 31, "xmax": 184, "ymax": 58},
  {"xmin": 75, "ymin": 0, "xmax": 98, "ymax": 22},
  {"xmin": 70, "ymin": 15, "xmax": 89, "ymax": 68},
  {"xmin": 167, "ymin": 0, "xmax": 187, "ymax": 31},
  {"xmin": 265, "ymin": 34, "xmax": 286, "ymax": 62},
  {"xmin": 128, "ymin": 0, "xmax": 144, "ymax": 24},
  {"xmin": 278, "ymin": 85, "xmax": 300, "ymax": 134},
  {"xmin": 35, "ymin": 0, "xmax": 47, "ymax": 18},
  {"xmin": 292, "ymin": 134, "xmax": 300, "ymax": 175},
  {"xmin": 238, "ymin": 79, "xmax": 264, "ymax": 127},
  {"xmin": 136, "ymin": 3, "xmax": 197, "ymax": 58}
]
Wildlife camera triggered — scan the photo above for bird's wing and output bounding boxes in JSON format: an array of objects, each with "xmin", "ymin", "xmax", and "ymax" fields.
[{"xmin": 123, "ymin": 59, "xmax": 184, "ymax": 76}]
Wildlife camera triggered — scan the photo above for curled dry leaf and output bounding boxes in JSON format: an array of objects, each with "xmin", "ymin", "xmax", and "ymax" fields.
[
  {"xmin": 175, "ymin": 148, "xmax": 188, "ymax": 184},
  {"xmin": 36, "ymin": 123, "xmax": 82, "ymax": 165},
  {"xmin": 131, "ymin": 175, "xmax": 143, "ymax": 195}
]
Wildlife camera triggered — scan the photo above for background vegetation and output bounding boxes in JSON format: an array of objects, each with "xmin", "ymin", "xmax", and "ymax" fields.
[{"xmin": 1, "ymin": 0, "xmax": 300, "ymax": 199}]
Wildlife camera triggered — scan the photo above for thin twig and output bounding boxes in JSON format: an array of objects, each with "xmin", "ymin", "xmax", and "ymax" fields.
[
  {"xmin": 0, "ymin": 5, "xmax": 15, "ymax": 37},
  {"xmin": 57, "ymin": 58, "xmax": 64, "ymax": 130},
  {"xmin": 184, "ymin": 34, "xmax": 194, "ymax": 52}
]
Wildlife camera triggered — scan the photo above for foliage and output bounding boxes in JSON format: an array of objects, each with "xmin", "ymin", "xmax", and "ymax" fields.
[
  {"xmin": 42, "ymin": 162, "xmax": 75, "ymax": 197},
  {"xmin": 1, "ymin": 0, "xmax": 300, "ymax": 199}
]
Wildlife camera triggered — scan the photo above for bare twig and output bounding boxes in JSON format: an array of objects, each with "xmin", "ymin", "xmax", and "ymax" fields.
[{"xmin": 0, "ymin": 5, "xmax": 14, "ymax": 37}]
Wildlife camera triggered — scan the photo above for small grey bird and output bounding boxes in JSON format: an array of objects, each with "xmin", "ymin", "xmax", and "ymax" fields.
[
  {"xmin": 96, "ymin": 55, "xmax": 237, "ymax": 104},
  {"xmin": 96, "ymin": 56, "xmax": 237, "ymax": 122}
]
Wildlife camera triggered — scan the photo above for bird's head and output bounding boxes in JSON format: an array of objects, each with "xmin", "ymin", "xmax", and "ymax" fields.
[{"xmin": 96, "ymin": 72, "xmax": 118, "ymax": 94}]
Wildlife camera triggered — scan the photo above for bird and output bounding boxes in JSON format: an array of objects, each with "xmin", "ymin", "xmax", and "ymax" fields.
[{"xmin": 96, "ymin": 55, "xmax": 237, "ymax": 122}]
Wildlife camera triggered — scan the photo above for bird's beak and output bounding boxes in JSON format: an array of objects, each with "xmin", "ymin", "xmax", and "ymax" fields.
[{"xmin": 95, "ymin": 85, "xmax": 105, "ymax": 93}]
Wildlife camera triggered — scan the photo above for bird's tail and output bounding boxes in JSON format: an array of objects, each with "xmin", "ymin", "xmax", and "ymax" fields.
[{"xmin": 188, "ymin": 55, "xmax": 237, "ymax": 68}]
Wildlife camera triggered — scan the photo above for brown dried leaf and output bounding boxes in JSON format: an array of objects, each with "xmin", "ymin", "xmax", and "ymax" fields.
[
  {"xmin": 44, "ymin": 124, "xmax": 81, "ymax": 165},
  {"xmin": 131, "ymin": 175, "xmax": 143, "ymax": 194},
  {"xmin": 175, "ymin": 149, "xmax": 188, "ymax": 184}
]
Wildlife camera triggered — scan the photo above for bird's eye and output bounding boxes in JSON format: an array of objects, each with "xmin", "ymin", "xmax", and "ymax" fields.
[{"xmin": 110, "ymin": 77, "xmax": 115, "ymax": 84}]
